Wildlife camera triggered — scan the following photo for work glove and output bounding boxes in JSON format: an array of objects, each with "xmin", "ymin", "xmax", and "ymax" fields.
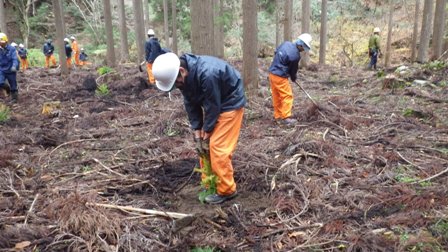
[
  {"xmin": 10, "ymin": 66, "xmax": 16, "ymax": 72},
  {"xmin": 202, "ymin": 138, "xmax": 210, "ymax": 155},
  {"xmin": 194, "ymin": 137, "xmax": 204, "ymax": 156}
]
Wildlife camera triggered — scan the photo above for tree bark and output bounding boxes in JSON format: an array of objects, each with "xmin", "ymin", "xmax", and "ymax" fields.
[
  {"xmin": 410, "ymin": 0, "xmax": 420, "ymax": 61},
  {"xmin": 319, "ymin": 0, "xmax": 328, "ymax": 65},
  {"xmin": 384, "ymin": 0, "xmax": 394, "ymax": 68},
  {"xmin": 283, "ymin": 0, "xmax": 292, "ymax": 41},
  {"xmin": 171, "ymin": 0, "xmax": 178, "ymax": 54},
  {"xmin": 117, "ymin": 0, "xmax": 129, "ymax": 62},
  {"xmin": 143, "ymin": 0, "xmax": 150, "ymax": 32},
  {"xmin": 103, "ymin": 0, "xmax": 116, "ymax": 67},
  {"xmin": 213, "ymin": 0, "xmax": 224, "ymax": 58},
  {"xmin": 432, "ymin": 0, "xmax": 446, "ymax": 59},
  {"xmin": 133, "ymin": 0, "xmax": 146, "ymax": 63},
  {"xmin": 163, "ymin": 0, "xmax": 170, "ymax": 47},
  {"xmin": 417, "ymin": 0, "xmax": 434, "ymax": 63},
  {"xmin": 301, "ymin": 0, "xmax": 311, "ymax": 66},
  {"xmin": 52, "ymin": 0, "xmax": 68, "ymax": 75},
  {"xmin": 242, "ymin": 0, "xmax": 258, "ymax": 92},
  {"xmin": 190, "ymin": 0, "xmax": 214, "ymax": 55},
  {"xmin": 0, "ymin": 0, "xmax": 7, "ymax": 34},
  {"xmin": 275, "ymin": 0, "xmax": 281, "ymax": 47}
]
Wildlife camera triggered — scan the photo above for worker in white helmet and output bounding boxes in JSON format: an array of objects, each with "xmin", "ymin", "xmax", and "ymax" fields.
[
  {"xmin": 269, "ymin": 33, "xmax": 312, "ymax": 126},
  {"xmin": 70, "ymin": 36, "xmax": 80, "ymax": 66},
  {"xmin": 144, "ymin": 29, "xmax": 164, "ymax": 85},
  {"xmin": 64, "ymin": 38, "xmax": 73, "ymax": 69},
  {"xmin": 17, "ymin": 44, "xmax": 28, "ymax": 71},
  {"xmin": 368, "ymin": 27, "xmax": 381, "ymax": 70},
  {"xmin": 152, "ymin": 52, "xmax": 246, "ymax": 204}
]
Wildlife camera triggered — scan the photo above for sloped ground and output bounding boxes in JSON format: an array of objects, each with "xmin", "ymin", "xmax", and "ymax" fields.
[{"xmin": 0, "ymin": 61, "xmax": 447, "ymax": 252}]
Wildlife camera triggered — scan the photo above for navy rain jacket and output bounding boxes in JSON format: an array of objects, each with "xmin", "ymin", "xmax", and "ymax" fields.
[
  {"xmin": 18, "ymin": 48, "xmax": 27, "ymax": 59},
  {"xmin": 43, "ymin": 42, "xmax": 54, "ymax": 56},
  {"xmin": 0, "ymin": 44, "xmax": 19, "ymax": 72},
  {"xmin": 180, "ymin": 54, "xmax": 246, "ymax": 133},
  {"xmin": 268, "ymin": 41, "xmax": 301, "ymax": 82},
  {"xmin": 65, "ymin": 43, "xmax": 73, "ymax": 58},
  {"xmin": 145, "ymin": 37, "xmax": 163, "ymax": 63}
]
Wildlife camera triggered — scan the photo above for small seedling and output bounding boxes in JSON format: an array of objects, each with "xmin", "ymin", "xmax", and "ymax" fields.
[
  {"xmin": 194, "ymin": 153, "xmax": 218, "ymax": 203},
  {"xmin": 95, "ymin": 83, "xmax": 110, "ymax": 96},
  {"xmin": 97, "ymin": 66, "xmax": 114, "ymax": 75},
  {"xmin": 0, "ymin": 104, "xmax": 10, "ymax": 123}
]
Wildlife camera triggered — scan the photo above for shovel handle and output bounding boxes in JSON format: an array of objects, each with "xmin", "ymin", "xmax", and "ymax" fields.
[{"xmin": 294, "ymin": 80, "xmax": 319, "ymax": 108}]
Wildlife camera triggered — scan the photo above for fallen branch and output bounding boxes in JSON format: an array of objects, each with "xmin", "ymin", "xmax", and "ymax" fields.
[
  {"xmin": 24, "ymin": 193, "xmax": 39, "ymax": 224},
  {"xmin": 92, "ymin": 158, "xmax": 126, "ymax": 178},
  {"xmin": 88, "ymin": 202, "xmax": 193, "ymax": 219},
  {"xmin": 257, "ymin": 223, "xmax": 323, "ymax": 239},
  {"xmin": 413, "ymin": 166, "xmax": 448, "ymax": 184}
]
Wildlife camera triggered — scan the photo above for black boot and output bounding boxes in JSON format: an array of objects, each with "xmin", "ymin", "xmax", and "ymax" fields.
[{"xmin": 11, "ymin": 91, "xmax": 18, "ymax": 103}]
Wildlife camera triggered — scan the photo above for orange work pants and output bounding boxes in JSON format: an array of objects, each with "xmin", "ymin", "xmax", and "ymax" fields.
[
  {"xmin": 146, "ymin": 63, "xmax": 155, "ymax": 84},
  {"xmin": 74, "ymin": 52, "xmax": 80, "ymax": 66},
  {"xmin": 45, "ymin": 55, "xmax": 57, "ymax": 68},
  {"xmin": 20, "ymin": 58, "xmax": 28, "ymax": 70},
  {"xmin": 269, "ymin": 73, "xmax": 293, "ymax": 119},
  {"xmin": 66, "ymin": 57, "xmax": 72, "ymax": 69},
  {"xmin": 200, "ymin": 108, "xmax": 244, "ymax": 196}
]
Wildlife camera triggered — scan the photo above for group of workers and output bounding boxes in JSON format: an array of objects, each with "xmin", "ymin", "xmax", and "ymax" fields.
[
  {"xmin": 43, "ymin": 36, "xmax": 89, "ymax": 69},
  {"xmin": 0, "ymin": 27, "xmax": 381, "ymax": 204}
]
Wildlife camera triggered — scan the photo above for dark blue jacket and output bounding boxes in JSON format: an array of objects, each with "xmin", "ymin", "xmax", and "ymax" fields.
[
  {"xmin": 180, "ymin": 54, "xmax": 246, "ymax": 133},
  {"xmin": 145, "ymin": 37, "xmax": 163, "ymax": 63},
  {"xmin": 18, "ymin": 48, "xmax": 27, "ymax": 59},
  {"xmin": 65, "ymin": 43, "xmax": 72, "ymax": 58},
  {"xmin": 79, "ymin": 52, "xmax": 88, "ymax": 61},
  {"xmin": 0, "ymin": 44, "xmax": 19, "ymax": 72},
  {"xmin": 269, "ymin": 41, "xmax": 301, "ymax": 82},
  {"xmin": 43, "ymin": 42, "xmax": 54, "ymax": 56}
]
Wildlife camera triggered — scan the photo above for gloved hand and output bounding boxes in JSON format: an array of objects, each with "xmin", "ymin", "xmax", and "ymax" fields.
[
  {"xmin": 202, "ymin": 138, "xmax": 210, "ymax": 155},
  {"xmin": 10, "ymin": 66, "xmax": 16, "ymax": 72},
  {"xmin": 194, "ymin": 137, "xmax": 204, "ymax": 155}
]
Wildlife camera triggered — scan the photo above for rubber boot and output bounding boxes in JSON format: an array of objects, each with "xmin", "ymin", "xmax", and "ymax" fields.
[{"xmin": 11, "ymin": 91, "xmax": 18, "ymax": 103}]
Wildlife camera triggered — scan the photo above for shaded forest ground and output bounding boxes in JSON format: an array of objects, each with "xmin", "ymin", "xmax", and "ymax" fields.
[{"xmin": 0, "ymin": 59, "xmax": 447, "ymax": 251}]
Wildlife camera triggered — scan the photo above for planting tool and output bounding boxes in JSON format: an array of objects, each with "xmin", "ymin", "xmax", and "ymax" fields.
[
  {"xmin": 138, "ymin": 60, "xmax": 146, "ymax": 72},
  {"xmin": 294, "ymin": 80, "xmax": 319, "ymax": 108}
]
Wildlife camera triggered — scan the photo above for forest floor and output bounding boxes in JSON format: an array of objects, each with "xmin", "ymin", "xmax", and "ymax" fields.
[{"xmin": 0, "ymin": 59, "xmax": 447, "ymax": 252}]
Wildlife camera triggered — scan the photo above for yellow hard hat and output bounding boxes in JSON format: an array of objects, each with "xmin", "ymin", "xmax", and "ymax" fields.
[{"xmin": 0, "ymin": 33, "xmax": 8, "ymax": 43}]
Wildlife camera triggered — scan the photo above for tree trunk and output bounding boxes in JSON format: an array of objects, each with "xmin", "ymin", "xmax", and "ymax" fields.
[
  {"xmin": 319, "ymin": 0, "xmax": 328, "ymax": 65},
  {"xmin": 242, "ymin": 0, "xmax": 258, "ymax": 92},
  {"xmin": 283, "ymin": 0, "xmax": 292, "ymax": 41},
  {"xmin": 143, "ymin": 0, "xmax": 150, "ymax": 32},
  {"xmin": 213, "ymin": 0, "xmax": 224, "ymax": 58},
  {"xmin": 411, "ymin": 0, "xmax": 420, "ymax": 61},
  {"xmin": 432, "ymin": 0, "xmax": 446, "ymax": 59},
  {"xmin": 163, "ymin": 0, "xmax": 170, "ymax": 47},
  {"xmin": 103, "ymin": 0, "xmax": 116, "ymax": 67},
  {"xmin": 384, "ymin": 0, "xmax": 394, "ymax": 68},
  {"xmin": 118, "ymin": 0, "xmax": 129, "ymax": 62},
  {"xmin": 301, "ymin": 0, "xmax": 311, "ymax": 67},
  {"xmin": 0, "ymin": 0, "xmax": 6, "ymax": 34},
  {"xmin": 133, "ymin": 0, "xmax": 146, "ymax": 63},
  {"xmin": 171, "ymin": 0, "xmax": 178, "ymax": 54},
  {"xmin": 52, "ymin": 0, "xmax": 68, "ymax": 75},
  {"xmin": 275, "ymin": 0, "xmax": 281, "ymax": 47},
  {"xmin": 190, "ymin": 0, "xmax": 214, "ymax": 55},
  {"xmin": 417, "ymin": 0, "xmax": 434, "ymax": 63}
]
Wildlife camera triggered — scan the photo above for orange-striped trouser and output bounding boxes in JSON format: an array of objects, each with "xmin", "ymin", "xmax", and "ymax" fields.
[
  {"xmin": 66, "ymin": 57, "xmax": 72, "ymax": 69},
  {"xmin": 20, "ymin": 58, "xmax": 28, "ymax": 70},
  {"xmin": 200, "ymin": 108, "xmax": 244, "ymax": 196},
  {"xmin": 269, "ymin": 73, "xmax": 293, "ymax": 119},
  {"xmin": 74, "ymin": 52, "xmax": 80, "ymax": 66},
  {"xmin": 45, "ymin": 55, "xmax": 57, "ymax": 68},
  {"xmin": 146, "ymin": 62, "xmax": 155, "ymax": 84}
]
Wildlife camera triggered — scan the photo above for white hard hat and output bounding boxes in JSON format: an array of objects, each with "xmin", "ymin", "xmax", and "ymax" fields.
[
  {"xmin": 64, "ymin": 38, "xmax": 70, "ymax": 42},
  {"xmin": 147, "ymin": 29, "xmax": 155, "ymax": 36},
  {"xmin": 10, "ymin": 42, "xmax": 17, "ymax": 47},
  {"xmin": 296, "ymin": 33, "xmax": 312, "ymax": 51},
  {"xmin": 19, "ymin": 43, "xmax": 24, "ymax": 48},
  {"xmin": 152, "ymin": 52, "xmax": 180, "ymax": 92},
  {"xmin": 81, "ymin": 48, "xmax": 84, "ymax": 51},
  {"xmin": 374, "ymin": 27, "xmax": 381, "ymax": 33},
  {"xmin": 70, "ymin": 36, "xmax": 76, "ymax": 40}
]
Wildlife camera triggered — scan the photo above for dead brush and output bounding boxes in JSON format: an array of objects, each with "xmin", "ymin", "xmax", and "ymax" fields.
[{"xmin": 46, "ymin": 192, "xmax": 121, "ymax": 250}]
